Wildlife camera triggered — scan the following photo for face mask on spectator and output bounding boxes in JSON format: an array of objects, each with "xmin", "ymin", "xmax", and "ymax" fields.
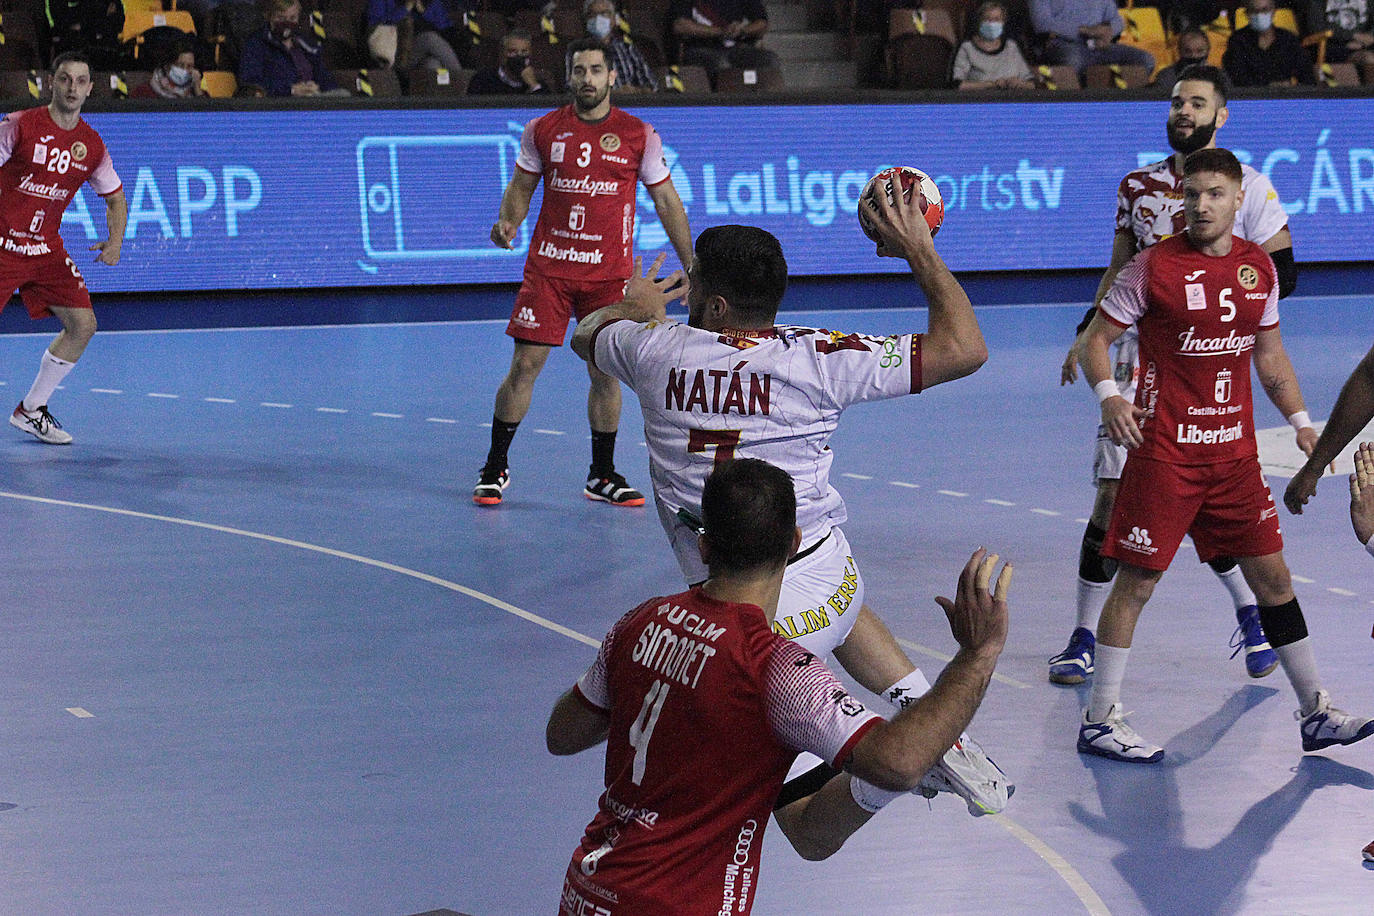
[
  {"xmin": 1176, "ymin": 55, "xmax": 1205, "ymax": 70},
  {"xmin": 1250, "ymin": 11, "xmax": 1273, "ymax": 30},
  {"xmin": 978, "ymin": 20, "xmax": 1003, "ymax": 40},
  {"xmin": 168, "ymin": 65, "xmax": 192, "ymax": 85},
  {"xmin": 505, "ymin": 54, "xmax": 530, "ymax": 74},
  {"xmin": 271, "ymin": 19, "xmax": 297, "ymax": 40},
  {"xmin": 587, "ymin": 14, "xmax": 613, "ymax": 39}
]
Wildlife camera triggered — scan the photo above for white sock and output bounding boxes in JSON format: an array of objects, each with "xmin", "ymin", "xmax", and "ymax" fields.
[
  {"xmin": 1274, "ymin": 637, "xmax": 1323, "ymax": 715},
  {"xmin": 1088, "ymin": 643, "xmax": 1132, "ymax": 723},
  {"xmin": 1075, "ymin": 578, "xmax": 1110, "ymax": 632},
  {"xmin": 23, "ymin": 349, "xmax": 75, "ymax": 412},
  {"xmin": 881, "ymin": 668, "xmax": 933, "ymax": 710},
  {"xmin": 1212, "ymin": 564, "xmax": 1257, "ymax": 612}
]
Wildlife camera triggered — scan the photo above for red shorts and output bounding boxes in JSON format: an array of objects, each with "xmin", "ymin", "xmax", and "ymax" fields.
[
  {"xmin": 1103, "ymin": 454, "xmax": 1283, "ymax": 571},
  {"xmin": 506, "ymin": 265, "xmax": 627, "ymax": 346},
  {"xmin": 0, "ymin": 247, "xmax": 92, "ymax": 319}
]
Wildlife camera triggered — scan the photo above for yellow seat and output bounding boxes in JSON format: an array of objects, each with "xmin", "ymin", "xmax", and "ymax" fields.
[
  {"xmin": 200, "ymin": 70, "xmax": 236, "ymax": 97},
  {"xmin": 120, "ymin": 8, "xmax": 196, "ymax": 43},
  {"xmin": 1118, "ymin": 6, "xmax": 1170, "ymax": 76}
]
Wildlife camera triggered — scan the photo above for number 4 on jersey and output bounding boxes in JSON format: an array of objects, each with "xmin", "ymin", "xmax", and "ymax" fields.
[{"xmin": 628, "ymin": 679, "xmax": 669, "ymax": 785}]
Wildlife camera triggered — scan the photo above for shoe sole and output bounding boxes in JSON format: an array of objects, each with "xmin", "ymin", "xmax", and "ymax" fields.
[
  {"xmin": 1247, "ymin": 659, "xmax": 1279, "ymax": 678},
  {"xmin": 473, "ymin": 494, "xmax": 503, "ymax": 506},
  {"xmin": 584, "ymin": 492, "xmax": 645, "ymax": 507},
  {"xmin": 1077, "ymin": 740, "xmax": 1164, "ymax": 763},
  {"xmin": 1302, "ymin": 719, "xmax": 1374, "ymax": 752},
  {"xmin": 9, "ymin": 413, "xmax": 72, "ymax": 445},
  {"xmin": 1050, "ymin": 669, "xmax": 1089, "ymax": 686}
]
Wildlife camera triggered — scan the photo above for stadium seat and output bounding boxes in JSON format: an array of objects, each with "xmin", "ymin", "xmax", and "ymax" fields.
[
  {"xmin": 1315, "ymin": 60, "xmax": 1359, "ymax": 86},
  {"xmin": 404, "ymin": 66, "xmax": 470, "ymax": 94},
  {"xmin": 714, "ymin": 65, "xmax": 784, "ymax": 92},
  {"xmin": 889, "ymin": 33, "xmax": 954, "ymax": 88},
  {"xmin": 654, "ymin": 63, "xmax": 710, "ymax": 93},
  {"xmin": 1083, "ymin": 63, "xmax": 1151, "ymax": 88},
  {"xmin": 200, "ymin": 69, "xmax": 237, "ymax": 96},
  {"xmin": 0, "ymin": 8, "xmax": 42, "ymax": 71},
  {"xmin": 461, "ymin": 11, "xmax": 508, "ymax": 71},
  {"xmin": 1201, "ymin": 11, "xmax": 1230, "ymax": 66},
  {"xmin": 888, "ymin": 7, "xmax": 959, "ymax": 47},
  {"xmin": 121, "ymin": 8, "xmax": 196, "ymax": 43},
  {"xmin": 1118, "ymin": 6, "xmax": 1168, "ymax": 76},
  {"xmin": 1036, "ymin": 63, "xmax": 1080, "ymax": 89},
  {"xmin": 335, "ymin": 66, "xmax": 402, "ymax": 96},
  {"xmin": 322, "ymin": 7, "xmax": 368, "ymax": 69},
  {"xmin": 0, "ymin": 69, "xmax": 44, "ymax": 101}
]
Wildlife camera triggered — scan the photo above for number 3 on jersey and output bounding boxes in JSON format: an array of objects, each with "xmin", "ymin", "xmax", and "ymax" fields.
[
  {"xmin": 688, "ymin": 428, "xmax": 742, "ymax": 467},
  {"xmin": 628, "ymin": 679, "xmax": 669, "ymax": 785}
]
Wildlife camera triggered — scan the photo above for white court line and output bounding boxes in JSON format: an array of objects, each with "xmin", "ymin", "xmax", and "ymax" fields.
[
  {"xmin": 316, "ymin": 407, "xmax": 347, "ymax": 414},
  {"xmin": 889, "ymin": 481, "xmax": 920, "ymax": 489},
  {"xmin": 985, "ymin": 499, "xmax": 1016, "ymax": 506},
  {"xmin": 1031, "ymin": 508, "xmax": 1061, "ymax": 516},
  {"xmin": 1292, "ymin": 575, "xmax": 1315, "ymax": 584},
  {"xmin": 1328, "ymin": 587, "xmax": 1357, "ymax": 597},
  {"xmin": 261, "ymin": 402, "xmax": 292, "ymax": 409},
  {"xmin": 534, "ymin": 429, "xmax": 566, "ymax": 436},
  {"xmin": 937, "ymin": 489, "xmax": 967, "ymax": 497},
  {"xmin": 65, "ymin": 707, "xmax": 95, "ymax": 718},
  {"xmin": 842, "ymin": 473, "xmax": 873, "ymax": 480},
  {"xmin": 90, "ymin": 388, "xmax": 123, "ymax": 394},
  {"xmin": 147, "ymin": 393, "xmax": 179, "ymax": 399},
  {"xmin": 426, "ymin": 417, "xmax": 457, "ymax": 424},
  {"xmin": 0, "ymin": 490, "xmax": 599, "ymax": 650},
  {"xmin": 0, "ymin": 488, "xmax": 1108, "ymax": 916},
  {"xmin": 204, "ymin": 397, "xmax": 236, "ymax": 404},
  {"xmin": 372, "ymin": 412, "xmax": 403, "ymax": 419},
  {"xmin": 894, "ymin": 637, "xmax": 1030, "ymax": 690}
]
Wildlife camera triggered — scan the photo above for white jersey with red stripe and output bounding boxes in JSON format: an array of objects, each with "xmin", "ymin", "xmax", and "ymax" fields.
[{"xmin": 591, "ymin": 318, "xmax": 922, "ymax": 584}]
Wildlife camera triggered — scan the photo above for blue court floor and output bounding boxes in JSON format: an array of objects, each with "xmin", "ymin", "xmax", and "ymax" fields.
[{"xmin": 2, "ymin": 290, "xmax": 1373, "ymax": 915}]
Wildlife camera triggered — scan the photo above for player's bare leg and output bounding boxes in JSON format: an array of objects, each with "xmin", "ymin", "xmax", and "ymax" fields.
[
  {"xmin": 10, "ymin": 306, "xmax": 95, "ymax": 445},
  {"xmin": 475, "ymin": 341, "xmax": 552, "ymax": 505},
  {"xmin": 1078, "ymin": 563, "xmax": 1166, "ymax": 763},
  {"xmin": 583, "ymin": 360, "xmax": 643, "ymax": 506},
  {"xmin": 836, "ymin": 604, "xmax": 1012, "ymax": 815},
  {"xmin": 1234, "ymin": 551, "xmax": 1374, "ymax": 749}
]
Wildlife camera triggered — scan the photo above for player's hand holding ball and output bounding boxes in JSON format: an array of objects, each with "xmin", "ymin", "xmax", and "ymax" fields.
[{"xmin": 858, "ymin": 166, "xmax": 944, "ymax": 259}]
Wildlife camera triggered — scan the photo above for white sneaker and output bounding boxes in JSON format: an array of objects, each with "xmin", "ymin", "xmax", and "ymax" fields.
[
  {"xmin": 1298, "ymin": 689, "xmax": 1374, "ymax": 752},
  {"xmin": 10, "ymin": 402, "xmax": 72, "ymax": 445},
  {"xmin": 915, "ymin": 734, "xmax": 1013, "ymax": 816},
  {"xmin": 1078, "ymin": 704, "xmax": 1164, "ymax": 763}
]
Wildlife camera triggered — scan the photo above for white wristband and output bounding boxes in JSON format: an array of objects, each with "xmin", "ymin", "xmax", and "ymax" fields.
[
  {"xmin": 1093, "ymin": 380, "xmax": 1119, "ymax": 404},
  {"xmin": 849, "ymin": 776, "xmax": 903, "ymax": 813},
  {"xmin": 1287, "ymin": 411, "xmax": 1312, "ymax": 431}
]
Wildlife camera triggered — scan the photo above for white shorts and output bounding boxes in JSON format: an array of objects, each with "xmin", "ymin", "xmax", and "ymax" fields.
[{"xmin": 1093, "ymin": 424, "xmax": 1127, "ymax": 483}]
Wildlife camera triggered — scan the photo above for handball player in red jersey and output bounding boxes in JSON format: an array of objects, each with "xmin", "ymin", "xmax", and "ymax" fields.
[
  {"xmin": 1076, "ymin": 148, "xmax": 1373, "ymax": 763},
  {"xmin": 474, "ymin": 37, "xmax": 692, "ymax": 507},
  {"xmin": 2, "ymin": 52, "xmax": 126, "ymax": 445}
]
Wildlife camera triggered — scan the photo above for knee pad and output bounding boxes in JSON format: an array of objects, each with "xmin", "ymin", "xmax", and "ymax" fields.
[
  {"xmin": 1258, "ymin": 597, "xmax": 1308, "ymax": 648},
  {"xmin": 1079, "ymin": 522, "xmax": 1118, "ymax": 583},
  {"xmin": 1207, "ymin": 557, "xmax": 1238, "ymax": 575}
]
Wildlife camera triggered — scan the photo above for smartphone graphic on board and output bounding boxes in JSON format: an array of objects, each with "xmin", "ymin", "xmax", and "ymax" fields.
[{"xmin": 356, "ymin": 134, "xmax": 525, "ymax": 260}]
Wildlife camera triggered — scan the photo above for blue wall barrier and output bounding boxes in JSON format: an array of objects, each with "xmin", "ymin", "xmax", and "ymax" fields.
[{"xmin": 67, "ymin": 97, "xmax": 1374, "ymax": 293}]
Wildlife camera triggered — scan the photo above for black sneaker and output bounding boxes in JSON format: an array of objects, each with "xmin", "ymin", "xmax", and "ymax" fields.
[
  {"xmin": 10, "ymin": 402, "xmax": 72, "ymax": 444},
  {"xmin": 473, "ymin": 467, "xmax": 510, "ymax": 506},
  {"xmin": 584, "ymin": 472, "xmax": 645, "ymax": 507}
]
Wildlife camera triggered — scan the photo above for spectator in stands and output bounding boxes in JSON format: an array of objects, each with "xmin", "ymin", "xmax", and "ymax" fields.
[
  {"xmin": 1031, "ymin": 0, "xmax": 1156, "ymax": 76},
  {"xmin": 569, "ymin": 0, "xmax": 658, "ymax": 91},
  {"xmin": 1151, "ymin": 27, "xmax": 1211, "ymax": 86},
  {"xmin": 953, "ymin": 0, "xmax": 1035, "ymax": 89},
  {"xmin": 366, "ymin": 0, "xmax": 466, "ymax": 74},
  {"xmin": 467, "ymin": 29, "xmax": 550, "ymax": 93},
  {"xmin": 1306, "ymin": 0, "xmax": 1374, "ymax": 72},
  {"xmin": 45, "ymin": 0, "xmax": 125, "ymax": 70},
  {"xmin": 238, "ymin": 0, "xmax": 344, "ymax": 96},
  {"xmin": 1223, "ymin": 0, "xmax": 1316, "ymax": 85},
  {"xmin": 671, "ymin": 0, "xmax": 779, "ymax": 84},
  {"xmin": 132, "ymin": 35, "xmax": 207, "ymax": 98}
]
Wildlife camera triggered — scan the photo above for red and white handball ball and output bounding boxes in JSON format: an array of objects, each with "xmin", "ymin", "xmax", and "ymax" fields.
[{"xmin": 857, "ymin": 166, "xmax": 944, "ymax": 242}]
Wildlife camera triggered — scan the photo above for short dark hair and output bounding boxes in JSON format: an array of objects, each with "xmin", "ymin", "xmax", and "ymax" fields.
[
  {"xmin": 1175, "ymin": 63, "xmax": 1230, "ymax": 106},
  {"xmin": 1177, "ymin": 27, "xmax": 1210, "ymax": 48},
  {"xmin": 1184, "ymin": 147, "xmax": 1243, "ymax": 184},
  {"xmin": 567, "ymin": 37, "xmax": 613, "ymax": 68},
  {"xmin": 701, "ymin": 459, "xmax": 796, "ymax": 574},
  {"xmin": 693, "ymin": 226, "xmax": 788, "ymax": 323},
  {"xmin": 157, "ymin": 36, "xmax": 195, "ymax": 71},
  {"xmin": 50, "ymin": 51, "xmax": 91, "ymax": 75}
]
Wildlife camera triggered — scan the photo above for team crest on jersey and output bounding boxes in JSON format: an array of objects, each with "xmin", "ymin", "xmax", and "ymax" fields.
[
  {"xmin": 599, "ymin": 133, "xmax": 620, "ymax": 152},
  {"xmin": 70, "ymin": 141, "xmax": 87, "ymax": 162},
  {"xmin": 31, "ymin": 143, "xmax": 46, "ymax": 165},
  {"xmin": 550, "ymin": 141, "xmax": 565, "ymax": 163},
  {"xmin": 1237, "ymin": 264, "xmax": 1259, "ymax": 290}
]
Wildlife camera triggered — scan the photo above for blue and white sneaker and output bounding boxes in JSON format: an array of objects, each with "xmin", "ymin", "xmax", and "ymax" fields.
[
  {"xmin": 1229, "ymin": 605, "xmax": 1278, "ymax": 678},
  {"xmin": 1049, "ymin": 627, "xmax": 1095, "ymax": 685},
  {"xmin": 1298, "ymin": 690, "xmax": 1374, "ymax": 752},
  {"xmin": 1078, "ymin": 704, "xmax": 1164, "ymax": 763}
]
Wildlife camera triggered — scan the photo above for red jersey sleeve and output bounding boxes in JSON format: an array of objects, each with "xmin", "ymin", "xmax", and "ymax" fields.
[
  {"xmin": 1100, "ymin": 247, "xmax": 1152, "ymax": 328},
  {"xmin": 88, "ymin": 147, "xmax": 121, "ymax": 196},
  {"xmin": 763, "ymin": 639, "xmax": 881, "ymax": 769},
  {"xmin": 0, "ymin": 114, "xmax": 18, "ymax": 167},
  {"xmin": 1259, "ymin": 253, "xmax": 1280, "ymax": 329},
  {"xmin": 514, "ymin": 116, "xmax": 542, "ymax": 176}
]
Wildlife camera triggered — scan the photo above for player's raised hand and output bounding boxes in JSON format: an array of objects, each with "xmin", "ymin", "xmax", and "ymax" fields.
[
  {"xmin": 1061, "ymin": 334, "xmax": 1086, "ymax": 385},
  {"xmin": 620, "ymin": 253, "xmax": 684, "ymax": 321},
  {"xmin": 1101, "ymin": 395, "xmax": 1146, "ymax": 449},
  {"xmin": 1351, "ymin": 442, "xmax": 1374, "ymax": 545},
  {"xmin": 490, "ymin": 220, "xmax": 517, "ymax": 249},
  {"xmin": 1295, "ymin": 424, "xmax": 1320, "ymax": 458},
  {"xmin": 1284, "ymin": 462, "xmax": 1321, "ymax": 514},
  {"xmin": 863, "ymin": 172, "xmax": 932, "ymax": 260},
  {"xmin": 935, "ymin": 548, "xmax": 1011, "ymax": 659},
  {"xmin": 90, "ymin": 239, "xmax": 120, "ymax": 266}
]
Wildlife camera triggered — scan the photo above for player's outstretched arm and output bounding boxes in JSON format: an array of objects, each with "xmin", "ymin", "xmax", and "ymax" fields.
[
  {"xmin": 570, "ymin": 254, "xmax": 685, "ymax": 361},
  {"xmin": 645, "ymin": 177, "xmax": 694, "ymax": 273},
  {"xmin": 490, "ymin": 170, "xmax": 539, "ymax": 249},
  {"xmin": 860, "ymin": 174, "xmax": 986, "ymax": 388},
  {"xmin": 1350, "ymin": 442, "xmax": 1374, "ymax": 545},
  {"xmin": 91, "ymin": 189, "xmax": 127, "ymax": 266},
  {"xmin": 546, "ymin": 687, "xmax": 611, "ymax": 755},
  {"xmin": 1253, "ymin": 325, "xmax": 1316, "ymax": 452},
  {"xmin": 844, "ymin": 550, "xmax": 1010, "ymax": 792},
  {"xmin": 1286, "ymin": 344, "xmax": 1374, "ymax": 514},
  {"xmin": 1082, "ymin": 312, "xmax": 1145, "ymax": 449},
  {"xmin": 771, "ymin": 772, "xmax": 876, "ymax": 861}
]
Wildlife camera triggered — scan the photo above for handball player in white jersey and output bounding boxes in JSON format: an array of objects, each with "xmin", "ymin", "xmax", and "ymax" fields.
[
  {"xmin": 570, "ymin": 174, "xmax": 1013, "ymax": 817},
  {"xmin": 1051, "ymin": 64, "xmax": 1302, "ymax": 687}
]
